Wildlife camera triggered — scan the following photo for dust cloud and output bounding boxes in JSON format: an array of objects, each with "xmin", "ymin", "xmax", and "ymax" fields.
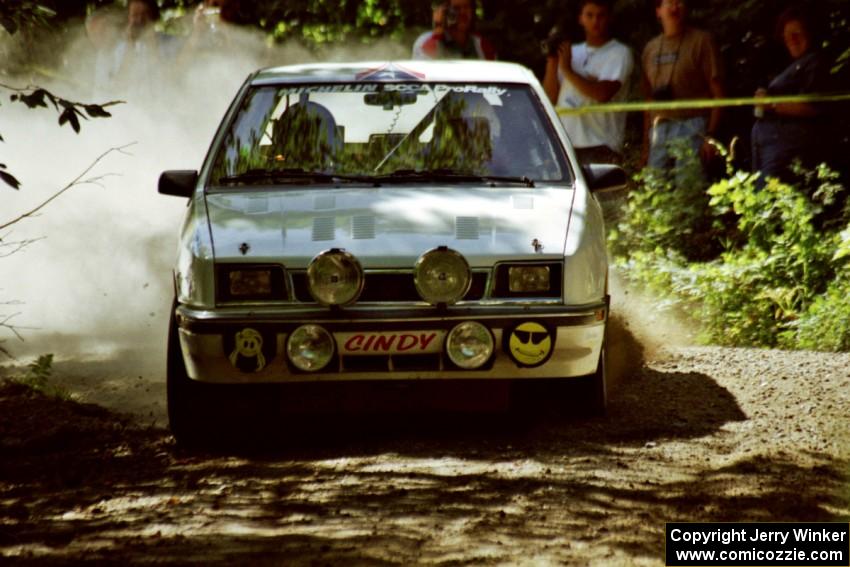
[
  {"xmin": 0, "ymin": 17, "xmax": 408, "ymax": 409},
  {"xmin": 605, "ymin": 269, "xmax": 697, "ymax": 390}
]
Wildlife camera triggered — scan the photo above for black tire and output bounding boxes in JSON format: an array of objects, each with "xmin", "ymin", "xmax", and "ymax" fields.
[
  {"xmin": 167, "ymin": 305, "xmax": 283, "ymax": 448},
  {"xmin": 584, "ymin": 343, "xmax": 608, "ymax": 416},
  {"xmin": 166, "ymin": 306, "xmax": 218, "ymax": 447},
  {"xmin": 508, "ymin": 337, "xmax": 608, "ymax": 417}
]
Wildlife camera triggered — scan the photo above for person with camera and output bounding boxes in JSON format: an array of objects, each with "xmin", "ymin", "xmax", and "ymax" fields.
[
  {"xmin": 641, "ymin": 0, "xmax": 724, "ymax": 172},
  {"xmin": 412, "ymin": 1, "xmax": 447, "ymax": 59},
  {"xmin": 413, "ymin": 0, "xmax": 496, "ymax": 60},
  {"xmin": 542, "ymin": 0, "xmax": 634, "ymax": 164},
  {"xmin": 181, "ymin": 0, "xmax": 238, "ymax": 55}
]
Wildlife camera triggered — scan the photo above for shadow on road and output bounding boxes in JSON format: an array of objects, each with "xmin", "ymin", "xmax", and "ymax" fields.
[{"xmin": 1, "ymin": 355, "xmax": 846, "ymax": 564}]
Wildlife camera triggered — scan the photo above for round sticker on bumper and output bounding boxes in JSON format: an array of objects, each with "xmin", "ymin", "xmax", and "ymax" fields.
[
  {"xmin": 506, "ymin": 322, "xmax": 553, "ymax": 367},
  {"xmin": 228, "ymin": 327, "xmax": 268, "ymax": 372}
]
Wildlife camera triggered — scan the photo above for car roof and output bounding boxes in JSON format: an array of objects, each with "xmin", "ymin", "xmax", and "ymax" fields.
[{"xmin": 252, "ymin": 60, "xmax": 537, "ymax": 86}]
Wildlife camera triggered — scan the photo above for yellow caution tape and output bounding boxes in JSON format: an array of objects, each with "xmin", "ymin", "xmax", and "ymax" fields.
[{"xmin": 556, "ymin": 92, "xmax": 850, "ymax": 115}]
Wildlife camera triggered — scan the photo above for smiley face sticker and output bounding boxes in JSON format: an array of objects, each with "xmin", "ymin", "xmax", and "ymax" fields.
[
  {"xmin": 506, "ymin": 322, "xmax": 554, "ymax": 368},
  {"xmin": 228, "ymin": 327, "xmax": 267, "ymax": 373}
]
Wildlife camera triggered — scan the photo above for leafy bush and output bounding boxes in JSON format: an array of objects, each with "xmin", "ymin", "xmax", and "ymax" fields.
[
  {"xmin": 791, "ymin": 273, "xmax": 850, "ymax": 351},
  {"xmin": 14, "ymin": 353, "xmax": 68, "ymax": 398},
  {"xmin": 612, "ymin": 150, "xmax": 850, "ymax": 351},
  {"xmin": 609, "ymin": 140, "xmax": 724, "ymax": 263}
]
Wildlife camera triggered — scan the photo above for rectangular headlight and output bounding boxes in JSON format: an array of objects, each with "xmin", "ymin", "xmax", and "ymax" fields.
[
  {"xmin": 508, "ymin": 266, "xmax": 550, "ymax": 293},
  {"xmin": 230, "ymin": 269, "xmax": 272, "ymax": 296},
  {"xmin": 492, "ymin": 263, "xmax": 561, "ymax": 298},
  {"xmin": 216, "ymin": 265, "xmax": 286, "ymax": 301}
]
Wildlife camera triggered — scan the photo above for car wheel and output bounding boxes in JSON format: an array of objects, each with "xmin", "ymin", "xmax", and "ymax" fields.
[
  {"xmin": 167, "ymin": 307, "xmax": 200, "ymax": 446},
  {"xmin": 584, "ymin": 343, "xmax": 608, "ymax": 416},
  {"xmin": 167, "ymin": 304, "xmax": 283, "ymax": 448},
  {"xmin": 167, "ymin": 305, "xmax": 228, "ymax": 448}
]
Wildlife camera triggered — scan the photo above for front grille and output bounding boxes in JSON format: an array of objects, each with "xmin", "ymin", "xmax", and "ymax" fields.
[{"xmin": 290, "ymin": 271, "xmax": 488, "ymax": 303}]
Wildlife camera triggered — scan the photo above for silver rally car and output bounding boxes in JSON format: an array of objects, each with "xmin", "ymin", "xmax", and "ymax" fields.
[{"xmin": 159, "ymin": 60, "xmax": 625, "ymax": 442}]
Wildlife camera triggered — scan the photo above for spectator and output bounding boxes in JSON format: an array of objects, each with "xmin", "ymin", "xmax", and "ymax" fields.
[
  {"xmin": 181, "ymin": 0, "xmax": 241, "ymax": 55},
  {"xmin": 108, "ymin": 0, "xmax": 179, "ymax": 93},
  {"xmin": 414, "ymin": 0, "xmax": 496, "ymax": 60},
  {"xmin": 85, "ymin": 6, "xmax": 123, "ymax": 95},
  {"xmin": 641, "ymin": 0, "xmax": 724, "ymax": 172},
  {"xmin": 412, "ymin": 1, "xmax": 447, "ymax": 59},
  {"xmin": 542, "ymin": 0, "xmax": 634, "ymax": 164},
  {"xmin": 751, "ymin": 5, "xmax": 833, "ymax": 184}
]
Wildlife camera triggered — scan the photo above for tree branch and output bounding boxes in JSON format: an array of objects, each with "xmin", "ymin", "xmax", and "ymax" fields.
[
  {"xmin": 0, "ymin": 82, "xmax": 124, "ymax": 113},
  {"xmin": 0, "ymin": 312, "xmax": 30, "ymax": 360},
  {"xmin": 0, "ymin": 143, "xmax": 135, "ymax": 231},
  {"xmin": 0, "ymin": 235, "xmax": 44, "ymax": 258},
  {"xmin": 0, "ymin": 313, "xmax": 27, "ymax": 342}
]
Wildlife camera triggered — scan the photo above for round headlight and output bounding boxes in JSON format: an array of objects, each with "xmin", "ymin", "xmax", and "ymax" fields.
[
  {"xmin": 446, "ymin": 321, "xmax": 494, "ymax": 369},
  {"xmin": 287, "ymin": 324, "xmax": 335, "ymax": 372},
  {"xmin": 414, "ymin": 247, "xmax": 471, "ymax": 305},
  {"xmin": 307, "ymin": 249, "xmax": 364, "ymax": 306}
]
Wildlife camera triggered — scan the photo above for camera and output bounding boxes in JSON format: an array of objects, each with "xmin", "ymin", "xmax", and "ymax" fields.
[
  {"xmin": 445, "ymin": 5, "xmax": 458, "ymax": 28},
  {"xmin": 541, "ymin": 26, "xmax": 568, "ymax": 58},
  {"xmin": 652, "ymin": 84, "xmax": 674, "ymax": 101}
]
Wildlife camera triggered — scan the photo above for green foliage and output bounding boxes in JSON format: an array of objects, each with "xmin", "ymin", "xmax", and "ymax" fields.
[
  {"xmin": 694, "ymin": 171, "xmax": 838, "ymax": 346},
  {"xmin": 0, "ymin": 1, "xmax": 54, "ymax": 35},
  {"xmin": 613, "ymin": 152, "xmax": 850, "ymax": 351},
  {"xmin": 609, "ymin": 141, "xmax": 720, "ymax": 263},
  {"xmin": 835, "ymin": 226, "xmax": 850, "ymax": 261},
  {"xmin": 14, "ymin": 353, "xmax": 68, "ymax": 398},
  {"xmin": 792, "ymin": 273, "xmax": 850, "ymax": 352}
]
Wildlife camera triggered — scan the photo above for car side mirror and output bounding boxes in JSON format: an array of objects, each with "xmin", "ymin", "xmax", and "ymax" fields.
[
  {"xmin": 582, "ymin": 164, "xmax": 627, "ymax": 194},
  {"xmin": 159, "ymin": 170, "xmax": 198, "ymax": 198}
]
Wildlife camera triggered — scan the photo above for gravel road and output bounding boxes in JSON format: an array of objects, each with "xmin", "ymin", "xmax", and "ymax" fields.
[{"xmin": 2, "ymin": 330, "xmax": 850, "ymax": 565}]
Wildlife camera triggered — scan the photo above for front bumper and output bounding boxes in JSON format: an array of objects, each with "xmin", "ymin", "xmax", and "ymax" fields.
[{"xmin": 175, "ymin": 301, "xmax": 608, "ymax": 384}]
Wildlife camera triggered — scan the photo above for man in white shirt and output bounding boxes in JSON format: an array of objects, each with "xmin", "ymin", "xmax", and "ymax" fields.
[{"xmin": 543, "ymin": 0, "xmax": 634, "ymax": 164}]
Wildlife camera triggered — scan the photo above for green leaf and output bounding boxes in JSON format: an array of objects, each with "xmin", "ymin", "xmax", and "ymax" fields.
[
  {"xmin": 68, "ymin": 111, "xmax": 81, "ymax": 133},
  {"xmin": 18, "ymin": 89, "xmax": 48, "ymax": 109},
  {"xmin": 57, "ymin": 107, "xmax": 79, "ymax": 132},
  {"xmin": 84, "ymin": 104, "xmax": 111, "ymax": 118},
  {"xmin": 33, "ymin": 6, "xmax": 56, "ymax": 18},
  {"xmin": 0, "ymin": 170, "xmax": 21, "ymax": 190}
]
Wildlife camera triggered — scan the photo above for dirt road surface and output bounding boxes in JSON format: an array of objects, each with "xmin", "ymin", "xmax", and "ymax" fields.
[{"xmin": 2, "ymin": 340, "xmax": 850, "ymax": 565}]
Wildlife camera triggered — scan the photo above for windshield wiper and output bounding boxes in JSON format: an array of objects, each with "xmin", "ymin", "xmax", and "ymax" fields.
[
  {"xmin": 219, "ymin": 168, "xmax": 374, "ymax": 185},
  {"xmin": 378, "ymin": 169, "xmax": 535, "ymax": 187}
]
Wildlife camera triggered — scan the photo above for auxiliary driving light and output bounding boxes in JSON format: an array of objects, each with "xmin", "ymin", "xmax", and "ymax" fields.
[
  {"xmin": 286, "ymin": 324, "xmax": 335, "ymax": 371},
  {"xmin": 446, "ymin": 321, "xmax": 494, "ymax": 369},
  {"xmin": 413, "ymin": 247, "xmax": 471, "ymax": 305},
  {"xmin": 307, "ymin": 249, "xmax": 364, "ymax": 306}
]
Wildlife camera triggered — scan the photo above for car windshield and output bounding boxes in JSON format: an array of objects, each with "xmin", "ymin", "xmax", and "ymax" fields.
[{"xmin": 209, "ymin": 82, "xmax": 571, "ymax": 186}]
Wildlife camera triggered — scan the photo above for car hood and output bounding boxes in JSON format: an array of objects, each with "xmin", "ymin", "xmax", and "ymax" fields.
[{"xmin": 206, "ymin": 185, "xmax": 574, "ymax": 268}]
